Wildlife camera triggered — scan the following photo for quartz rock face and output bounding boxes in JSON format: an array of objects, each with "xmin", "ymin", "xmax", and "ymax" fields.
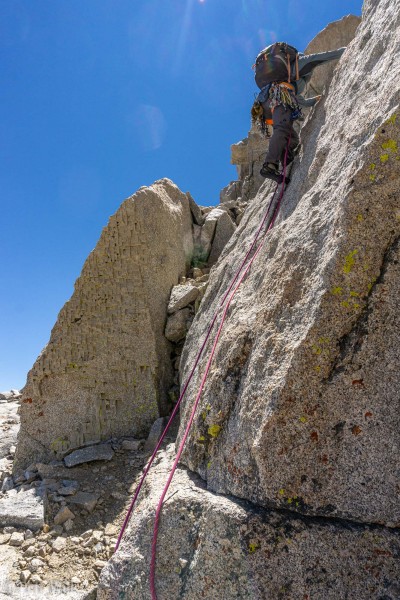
[
  {"xmin": 179, "ymin": 0, "xmax": 400, "ymax": 527},
  {"xmin": 98, "ymin": 447, "xmax": 400, "ymax": 600},
  {"xmin": 15, "ymin": 179, "xmax": 193, "ymax": 469}
]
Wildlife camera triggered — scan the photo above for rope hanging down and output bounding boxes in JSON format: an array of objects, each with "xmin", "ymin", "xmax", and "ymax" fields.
[
  {"xmin": 116, "ymin": 138, "xmax": 292, "ymax": 600},
  {"xmin": 149, "ymin": 139, "xmax": 291, "ymax": 599},
  {"xmin": 114, "ymin": 180, "xmax": 280, "ymax": 551},
  {"xmin": 115, "ymin": 176, "xmax": 284, "ymax": 551}
]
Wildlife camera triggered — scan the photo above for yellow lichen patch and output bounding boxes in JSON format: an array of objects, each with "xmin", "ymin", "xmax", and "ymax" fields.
[
  {"xmin": 357, "ymin": 214, "xmax": 364, "ymax": 222},
  {"xmin": 207, "ymin": 461, "xmax": 211, "ymax": 469},
  {"xmin": 352, "ymin": 303, "xmax": 361, "ymax": 310},
  {"xmin": 312, "ymin": 345, "xmax": 322, "ymax": 355},
  {"xmin": 201, "ymin": 404, "xmax": 212, "ymax": 421},
  {"xmin": 382, "ymin": 139, "xmax": 398, "ymax": 153},
  {"xmin": 343, "ymin": 249, "xmax": 358, "ymax": 274},
  {"xmin": 331, "ymin": 286, "xmax": 343, "ymax": 296},
  {"xmin": 341, "ymin": 301, "xmax": 350, "ymax": 308},
  {"xmin": 279, "ymin": 488, "xmax": 285, "ymax": 496},
  {"xmin": 370, "ymin": 174, "xmax": 376, "ymax": 182},
  {"xmin": 367, "ymin": 277, "xmax": 377, "ymax": 292},
  {"xmin": 197, "ymin": 436, "xmax": 206, "ymax": 443},
  {"xmin": 319, "ymin": 337, "xmax": 330, "ymax": 344},
  {"xmin": 314, "ymin": 365, "xmax": 321, "ymax": 373},
  {"xmin": 248, "ymin": 542, "xmax": 260, "ymax": 554},
  {"xmin": 380, "ymin": 154, "xmax": 389, "ymax": 163},
  {"xmin": 208, "ymin": 424, "xmax": 222, "ymax": 438},
  {"xmin": 385, "ymin": 113, "xmax": 397, "ymax": 125},
  {"xmin": 299, "ymin": 416, "xmax": 308, "ymax": 424},
  {"xmin": 350, "ymin": 291, "xmax": 359, "ymax": 297},
  {"xmin": 370, "ymin": 163, "xmax": 376, "ymax": 170}
]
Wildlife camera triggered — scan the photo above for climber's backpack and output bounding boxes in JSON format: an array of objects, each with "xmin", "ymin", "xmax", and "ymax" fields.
[{"xmin": 254, "ymin": 42, "xmax": 299, "ymax": 90}]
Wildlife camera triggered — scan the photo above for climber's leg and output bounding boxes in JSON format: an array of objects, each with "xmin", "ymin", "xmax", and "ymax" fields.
[
  {"xmin": 263, "ymin": 105, "xmax": 293, "ymax": 167},
  {"xmin": 284, "ymin": 126, "xmax": 300, "ymax": 165}
]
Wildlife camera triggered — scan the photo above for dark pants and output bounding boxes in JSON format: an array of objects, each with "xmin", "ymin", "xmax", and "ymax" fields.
[{"xmin": 264, "ymin": 105, "xmax": 299, "ymax": 165}]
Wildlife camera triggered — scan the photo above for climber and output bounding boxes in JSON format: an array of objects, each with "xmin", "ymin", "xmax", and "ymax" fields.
[{"xmin": 253, "ymin": 44, "xmax": 346, "ymax": 183}]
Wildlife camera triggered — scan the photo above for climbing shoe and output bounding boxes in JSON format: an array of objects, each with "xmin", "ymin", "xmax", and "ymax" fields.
[
  {"xmin": 260, "ymin": 163, "xmax": 289, "ymax": 184},
  {"xmin": 260, "ymin": 162, "xmax": 280, "ymax": 179}
]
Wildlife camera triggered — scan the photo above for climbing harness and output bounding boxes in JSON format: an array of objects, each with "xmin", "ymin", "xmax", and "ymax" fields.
[
  {"xmin": 117, "ymin": 141, "xmax": 292, "ymax": 600},
  {"xmin": 267, "ymin": 82, "xmax": 302, "ymax": 120}
]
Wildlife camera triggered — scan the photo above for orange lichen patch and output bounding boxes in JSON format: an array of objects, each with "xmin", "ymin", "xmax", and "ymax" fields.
[
  {"xmin": 23, "ymin": 398, "xmax": 33, "ymax": 404},
  {"xmin": 351, "ymin": 425, "xmax": 362, "ymax": 436},
  {"xmin": 365, "ymin": 411, "xmax": 373, "ymax": 419},
  {"xmin": 373, "ymin": 548, "xmax": 393, "ymax": 557},
  {"xmin": 352, "ymin": 378, "xmax": 364, "ymax": 387},
  {"xmin": 310, "ymin": 431, "xmax": 319, "ymax": 442}
]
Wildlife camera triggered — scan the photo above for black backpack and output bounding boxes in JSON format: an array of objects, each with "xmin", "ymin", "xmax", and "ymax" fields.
[{"xmin": 254, "ymin": 42, "xmax": 299, "ymax": 89}]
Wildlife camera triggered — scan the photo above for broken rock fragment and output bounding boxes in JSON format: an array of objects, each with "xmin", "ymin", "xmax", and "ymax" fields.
[
  {"xmin": 63, "ymin": 443, "xmax": 114, "ymax": 468},
  {"xmin": 67, "ymin": 491, "xmax": 99, "ymax": 513},
  {"xmin": 167, "ymin": 284, "xmax": 199, "ymax": 314},
  {"xmin": 0, "ymin": 488, "xmax": 44, "ymax": 531}
]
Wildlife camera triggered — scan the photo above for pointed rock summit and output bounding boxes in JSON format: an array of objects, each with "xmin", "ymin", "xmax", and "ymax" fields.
[{"xmin": 16, "ymin": 179, "xmax": 193, "ymax": 468}]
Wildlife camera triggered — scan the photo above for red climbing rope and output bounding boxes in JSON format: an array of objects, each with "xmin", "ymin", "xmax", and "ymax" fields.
[
  {"xmin": 149, "ymin": 141, "xmax": 291, "ymax": 599},
  {"xmin": 115, "ymin": 181, "xmax": 281, "ymax": 553}
]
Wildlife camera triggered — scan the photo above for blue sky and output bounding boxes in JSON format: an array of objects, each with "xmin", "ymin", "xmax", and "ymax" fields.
[{"xmin": 0, "ymin": 0, "xmax": 363, "ymax": 390}]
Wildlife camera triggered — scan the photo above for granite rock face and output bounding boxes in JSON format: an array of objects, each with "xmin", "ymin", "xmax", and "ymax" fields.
[
  {"xmin": 179, "ymin": 0, "xmax": 400, "ymax": 528},
  {"xmin": 207, "ymin": 210, "xmax": 236, "ymax": 267},
  {"xmin": 304, "ymin": 15, "xmax": 361, "ymax": 96},
  {"xmin": 15, "ymin": 179, "xmax": 193, "ymax": 469},
  {"xmin": 98, "ymin": 447, "xmax": 400, "ymax": 600},
  {"xmin": 0, "ymin": 488, "xmax": 44, "ymax": 531}
]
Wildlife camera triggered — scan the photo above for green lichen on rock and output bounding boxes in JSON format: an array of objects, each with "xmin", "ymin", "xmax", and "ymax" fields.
[
  {"xmin": 343, "ymin": 249, "xmax": 358, "ymax": 274},
  {"xmin": 382, "ymin": 139, "xmax": 398, "ymax": 154},
  {"xmin": 208, "ymin": 424, "xmax": 222, "ymax": 438}
]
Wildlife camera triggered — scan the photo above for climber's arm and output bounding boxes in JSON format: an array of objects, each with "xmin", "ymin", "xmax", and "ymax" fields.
[
  {"xmin": 297, "ymin": 94, "xmax": 321, "ymax": 107},
  {"xmin": 297, "ymin": 47, "xmax": 346, "ymax": 78}
]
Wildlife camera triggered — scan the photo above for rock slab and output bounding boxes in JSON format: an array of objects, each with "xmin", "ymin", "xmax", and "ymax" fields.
[
  {"xmin": 0, "ymin": 488, "xmax": 44, "ymax": 531},
  {"xmin": 98, "ymin": 447, "xmax": 400, "ymax": 600},
  {"xmin": 63, "ymin": 444, "xmax": 114, "ymax": 467},
  {"xmin": 179, "ymin": 0, "xmax": 400, "ymax": 527}
]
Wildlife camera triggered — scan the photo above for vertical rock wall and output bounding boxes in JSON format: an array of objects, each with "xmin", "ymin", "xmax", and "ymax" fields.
[
  {"xmin": 15, "ymin": 179, "xmax": 193, "ymax": 469},
  {"xmin": 179, "ymin": 0, "xmax": 400, "ymax": 527}
]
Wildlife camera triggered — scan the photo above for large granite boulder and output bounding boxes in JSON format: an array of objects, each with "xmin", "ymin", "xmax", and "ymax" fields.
[
  {"xmin": 98, "ymin": 447, "xmax": 400, "ymax": 600},
  {"xmin": 15, "ymin": 179, "xmax": 193, "ymax": 470},
  {"xmin": 179, "ymin": 0, "xmax": 400, "ymax": 528}
]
